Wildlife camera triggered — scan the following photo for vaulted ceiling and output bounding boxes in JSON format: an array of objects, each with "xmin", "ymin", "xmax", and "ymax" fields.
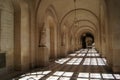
[{"xmin": 36, "ymin": 0, "xmax": 106, "ymax": 37}]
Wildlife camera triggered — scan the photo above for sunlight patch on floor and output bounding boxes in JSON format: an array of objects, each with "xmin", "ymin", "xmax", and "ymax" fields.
[
  {"xmin": 47, "ymin": 71, "xmax": 73, "ymax": 80},
  {"xmin": 77, "ymin": 53, "xmax": 86, "ymax": 57},
  {"xmin": 90, "ymin": 73, "xmax": 101, "ymax": 78},
  {"xmin": 77, "ymin": 72, "xmax": 120, "ymax": 80},
  {"xmin": 114, "ymin": 74, "xmax": 120, "ymax": 79},
  {"xmin": 53, "ymin": 71, "xmax": 73, "ymax": 77},
  {"xmin": 46, "ymin": 76, "xmax": 59, "ymax": 80},
  {"xmin": 53, "ymin": 71, "xmax": 64, "ymax": 76},
  {"xmin": 102, "ymin": 73, "xmax": 114, "ymax": 79},
  {"xmin": 63, "ymin": 72, "xmax": 73, "ymax": 77},
  {"xmin": 97, "ymin": 58, "xmax": 106, "ymax": 65},
  {"xmin": 13, "ymin": 49, "xmax": 120, "ymax": 80},
  {"xmin": 15, "ymin": 71, "xmax": 120, "ymax": 80},
  {"xmin": 18, "ymin": 71, "xmax": 51, "ymax": 80},
  {"xmin": 55, "ymin": 58, "xmax": 70, "ymax": 64},
  {"xmin": 83, "ymin": 58, "xmax": 106, "ymax": 66},
  {"xmin": 19, "ymin": 75, "xmax": 44, "ymax": 80},
  {"xmin": 69, "ymin": 54, "xmax": 77, "ymax": 56},
  {"xmin": 78, "ymin": 72, "xmax": 89, "ymax": 78},
  {"xmin": 83, "ymin": 58, "xmax": 90, "ymax": 65},
  {"xmin": 59, "ymin": 77, "xmax": 70, "ymax": 80},
  {"xmin": 77, "ymin": 78, "xmax": 89, "ymax": 80},
  {"xmin": 87, "ymin": 53, "xmax": 100, "ymax": 57},
  {"xmin": 66, "ymin": 58, "xmax": 83, "ymax": 65}
]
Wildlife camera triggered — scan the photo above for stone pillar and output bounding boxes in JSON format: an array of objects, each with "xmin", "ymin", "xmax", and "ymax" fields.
[{"xmin": 60, "ymin": 46, "xmax": 67, "ymax": 57}]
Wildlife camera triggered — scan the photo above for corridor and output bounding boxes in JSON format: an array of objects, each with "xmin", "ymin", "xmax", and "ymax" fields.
[{"xmin": 13, "ymin": 49, "xmax": 120, "ymax": 80}]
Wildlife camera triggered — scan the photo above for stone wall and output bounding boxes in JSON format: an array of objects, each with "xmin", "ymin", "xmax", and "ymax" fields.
[
  {"xmin": 0, "ymin": 0, "xmax": 14, "ymax": 73},
  {"xmin": 107, "ymin": 0, "xmax": 120, "ymax": 72}
]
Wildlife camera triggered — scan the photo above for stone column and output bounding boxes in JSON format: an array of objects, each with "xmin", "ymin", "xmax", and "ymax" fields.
[{"xmin": 60, "ymin": 32, "xmax": 67, "ymax": 57}]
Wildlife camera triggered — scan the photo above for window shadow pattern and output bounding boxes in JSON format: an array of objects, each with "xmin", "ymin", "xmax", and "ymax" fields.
[{"xmin": 12, "ymin": 49, "xmax": 120, "ymax": 80}]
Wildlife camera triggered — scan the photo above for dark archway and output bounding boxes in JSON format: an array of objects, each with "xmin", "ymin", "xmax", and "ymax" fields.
[{"xmin": 81, "ymin": 32, "xmax": 94, "ymax": 49}]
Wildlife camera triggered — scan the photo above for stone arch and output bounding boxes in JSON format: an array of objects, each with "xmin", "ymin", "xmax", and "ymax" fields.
[
  {"xmin": 60, "ymin": 9, "xmax": 100, "ymax": 46},
  {"xmin": 72, "ymin": 20, "xmax": 97, "ymax": 35},
  {"xmin": 38, "ymin": 5, "xmax": 58, "ymax": 65},
  {"xmin": 71, "ymin": 19, "xmax": 97, "ymax": 32},
  {"xmin": 75, "ymin": 26, "xmax": 96, "ymax": 49},
  {"xmin": 46, "ymin": 16, "xmax": 57, "ymax": 60},
  {"xmin": 60, "ymin": 8, "xmax": 100, "ymax": 27},
  {"xmin": 45, "ymin": 5, "xmax": 59, "ymax": 23},
  {"xmin": 80, "ymin": 32, "xmax": 94, "ymax": 48},
  {"xmin": 35, "ymin": 0, "xmax": 42, "ymax": 15},
  {"xmin": 45, "ymin": 5, "xmax": 58, "ymax": 60},
  {"xmin": 37, "ymin": 4, "xmax": 58, "ymax": 66}
]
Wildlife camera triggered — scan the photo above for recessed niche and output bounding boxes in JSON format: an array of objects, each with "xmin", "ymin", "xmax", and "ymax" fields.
[{"xmin": 0, "ymin": 53, "xmax": 6, "ymax": 68}]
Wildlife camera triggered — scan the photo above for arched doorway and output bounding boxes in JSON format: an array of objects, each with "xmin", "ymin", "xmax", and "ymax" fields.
[
  {"xmin": 81, "ymin": 32, "xmax": 94, "ymax": 49},
  {"xmin": 47, "ymin": 16, "xmax": 57, "ymax": 61},
  {"xmin": 49, "ymin": 21, "xmax": 56, "ymax": 60}
]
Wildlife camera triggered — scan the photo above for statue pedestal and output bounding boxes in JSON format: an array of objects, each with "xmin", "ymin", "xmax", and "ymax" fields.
[{"xmin": 38, "ymin": 47, "xmax": 49, "ymax": 67}]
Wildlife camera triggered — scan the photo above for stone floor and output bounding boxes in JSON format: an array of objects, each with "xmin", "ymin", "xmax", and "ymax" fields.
[{"xmin": 12, "ymin": 49, "xmax": 120, "ymax": 80}]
